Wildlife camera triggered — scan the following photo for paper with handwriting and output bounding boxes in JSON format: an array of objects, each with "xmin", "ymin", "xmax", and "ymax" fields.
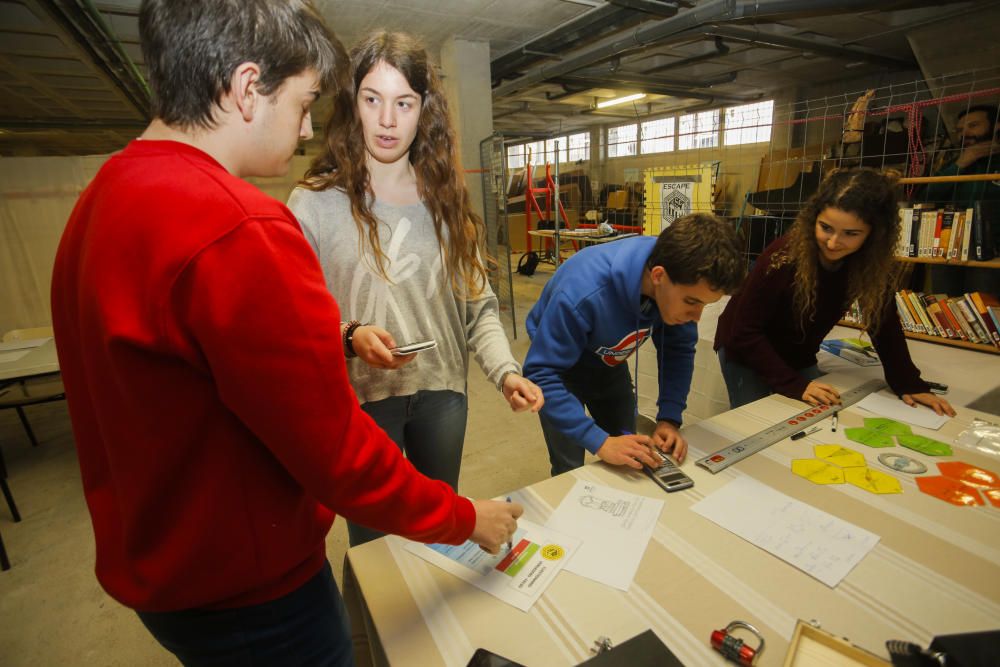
[{"xmin": 691, "ymin": 477, "xmax": 879, "ymax": 587}]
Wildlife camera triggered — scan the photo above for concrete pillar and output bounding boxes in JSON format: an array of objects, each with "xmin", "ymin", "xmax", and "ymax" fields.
[{"xmin": 439, "ymin": 37, "xmax": 492, "ymax": 223}]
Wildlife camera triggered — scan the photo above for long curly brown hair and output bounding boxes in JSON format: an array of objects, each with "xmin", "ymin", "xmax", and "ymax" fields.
[
  {"xmin": 774, "ymin": 167, "xmax": 904, "ymax": 334},
  {"xmin": 299, "ymin": 30, "xmax": 487, "ymax": 296}
]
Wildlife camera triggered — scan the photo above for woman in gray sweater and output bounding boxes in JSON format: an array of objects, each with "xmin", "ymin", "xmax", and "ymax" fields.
[{"xmin": 288, "ymin": 31, "xmax": 543, "ymax": 546}]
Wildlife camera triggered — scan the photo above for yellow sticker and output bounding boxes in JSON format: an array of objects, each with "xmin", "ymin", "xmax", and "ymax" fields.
[{"xmin": 540, "ymin": 544, "xmax": 565, "ymax": 561}]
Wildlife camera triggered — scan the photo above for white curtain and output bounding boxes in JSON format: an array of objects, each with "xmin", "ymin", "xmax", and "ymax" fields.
[{"xmin": 0, "ymin": 153, "xmax": 313, "ymax": 335}]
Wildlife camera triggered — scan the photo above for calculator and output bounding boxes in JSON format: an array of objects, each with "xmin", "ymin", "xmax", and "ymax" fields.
[{"xmin": 643, "ymin": 450, "xmax": 694, "ymax": 493}]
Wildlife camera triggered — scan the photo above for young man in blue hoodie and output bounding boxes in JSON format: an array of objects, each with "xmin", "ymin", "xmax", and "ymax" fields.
[{"xmin": 524, "ymin": 213, "xmax": 745, "ymax": 475}]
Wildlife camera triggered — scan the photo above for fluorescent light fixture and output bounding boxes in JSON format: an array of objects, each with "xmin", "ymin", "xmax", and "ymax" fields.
[{"xmin": 596, "ymin": 93, "xmax": 646, "ymax": 109}]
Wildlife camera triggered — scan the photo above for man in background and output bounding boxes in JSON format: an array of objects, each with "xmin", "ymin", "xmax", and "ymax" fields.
[{"xmin": 50, "ymin": 2, "xmax": 520, "ymax": 665}]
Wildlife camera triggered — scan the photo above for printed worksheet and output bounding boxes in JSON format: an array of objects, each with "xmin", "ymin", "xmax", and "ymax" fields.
[
  {"xmin": 403, "ymin": 519, "xmax": 580, "ymax": 612},
  {"xmin": 856, "ymin": 390, "xmax": 950, "ymax": 430},
  {"xmin": 545, "ymin": 480, "xmax": 663, "ymax": 591},
  {"xmin": 691, "ymin": 477, "xmax": 880, "ymax": 587}
]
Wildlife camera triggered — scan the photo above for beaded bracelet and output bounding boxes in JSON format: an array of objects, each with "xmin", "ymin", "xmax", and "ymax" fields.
[{"xmin": 342, "ymin": 320, "xmax": 362, "ymax": 358}]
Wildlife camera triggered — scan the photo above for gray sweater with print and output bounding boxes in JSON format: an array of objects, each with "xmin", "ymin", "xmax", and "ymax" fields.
[{"xmin": 287, "ymin": 187, "xmax": 520, "ymax": 404}]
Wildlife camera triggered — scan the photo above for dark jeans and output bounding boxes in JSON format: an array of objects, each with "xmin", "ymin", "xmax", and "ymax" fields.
[
  {"xmin": 717, "ymin": 347, "xmax": 821, "ymax": 409},
  {"xmin": 137, "ymin": 561, "xmax": 353, "ymax": 667},
  {"xmin": 539, "ymin": 361, "xmax": 636, "ymax": 476},
  {"xmin": 348, "ymin": 389, "xmax": 468, "ymax": 547}
]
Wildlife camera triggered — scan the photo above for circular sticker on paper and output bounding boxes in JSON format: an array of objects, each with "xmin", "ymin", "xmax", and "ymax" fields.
[
  {"xmin": 540, "ymin": 544, "xmax": 565, "ymax": 561},
  {"xmin": 877, "ymin": 453, "xmax": 927, "ymax": 474}
]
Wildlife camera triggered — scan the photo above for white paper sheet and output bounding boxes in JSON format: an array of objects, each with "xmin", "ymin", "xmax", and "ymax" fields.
[
  {"xmin": 0, "ymin": 337, "xmax": 51, "ymax": 352},
  {"xmin": 856, "ymin": 390, "xmax": 950, "ymax": 430},
  {"xmin": 545, "ymin": 480, "xmax": 663, "ymax": 591},
  {"xmin": 403, "ymin": 519, "xmax": 580, "ymax": 611},
  {"xmin": 0, "ymin": 349, "xmax": 31, "ymax": 364},
  {"xmin": 691, "ymin": 477, "xmax": 879, "ymax": 588}
]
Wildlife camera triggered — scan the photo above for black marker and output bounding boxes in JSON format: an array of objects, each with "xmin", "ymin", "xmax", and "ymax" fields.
[
  {"xmin": 791, "ymin": 426, "xmax": 821, "ymax": 441},
  {"xmin": 831, "ymin": 411, "xmax": 839, "ymax": 432}
]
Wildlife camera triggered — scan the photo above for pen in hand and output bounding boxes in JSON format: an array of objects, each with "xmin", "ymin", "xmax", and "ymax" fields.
[{"xmin": 505, "ymin": 496, "xmax": 513, "ymax": 551}]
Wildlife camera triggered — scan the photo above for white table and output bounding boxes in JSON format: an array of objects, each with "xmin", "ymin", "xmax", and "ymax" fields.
[
  {"xmin": 344, "ymin": 369, "xmax": 1000, "ymax": 666},
  {"xmin": 0, "ymin": 338, "xmax": 59, "ymax": 383}
]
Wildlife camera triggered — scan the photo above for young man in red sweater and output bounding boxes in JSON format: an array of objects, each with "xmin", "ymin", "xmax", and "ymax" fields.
[{"xmin": 50, "ymin": 2, "xmax": 521, "ymax": 665}]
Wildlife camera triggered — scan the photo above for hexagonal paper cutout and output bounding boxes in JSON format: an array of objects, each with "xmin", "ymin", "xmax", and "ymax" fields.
[
  {"xmin": 863, "ymin": 418, "xmax": 912, "ymax": 436},
  {"xmin": 897, "ymin": 434, "xmax": 952, "ymax": 456},
  {"xmin": 936, "ymin": 462, "xmax": 1000, "ymax": 489},
  {"xmin": 792, "ymin": 459, "xmax": 846, "ymax": 484},
  {"xmin": 814, "ymin": 445, "xmax": 866, "ymax": 468},
  {"xmin": 916, "ymin": 476, "xmax": 984, "ymax": 506},
  {"xmin": 844, "ymin": 467, "xmax": 902, "ymax": 494},
  {"xmin": 844, "ymin": 427, "xmax": 894, "ymax": 448},
  {"xmin": 982, "ymin": 488, "xmax": 1000, "ymax": 508}
]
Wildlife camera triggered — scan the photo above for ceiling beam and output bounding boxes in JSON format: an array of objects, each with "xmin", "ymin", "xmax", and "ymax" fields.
[{"xmin": 606, "ymin": 1, "xmax": 680, "ymax": 19}]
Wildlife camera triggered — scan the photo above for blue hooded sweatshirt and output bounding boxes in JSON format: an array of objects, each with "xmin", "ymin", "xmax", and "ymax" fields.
[{"xmin": 523, "ymin": 236, "xmax": 696, "ymax": 454}]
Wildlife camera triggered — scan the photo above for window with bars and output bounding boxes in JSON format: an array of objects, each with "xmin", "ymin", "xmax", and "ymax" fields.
[
  {"xmin": 678, "ymin": 110, "xmax": 719, "ymax": 150},
  {"xmin": 724, "ymin": 100, "xmax": 774, "ymax": 146},
  {"xmin": 640, "ymin": 117, "xmax": 675, "ymax": 154},
  {"xmin": 608, "ymin": 123, "xmax": 638, "ymax": 158}
]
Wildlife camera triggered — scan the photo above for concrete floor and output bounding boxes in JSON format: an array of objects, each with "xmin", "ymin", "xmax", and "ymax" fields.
[{"xmin": 1, "ymin": 256, "xmax": 998, "ymax": 665}]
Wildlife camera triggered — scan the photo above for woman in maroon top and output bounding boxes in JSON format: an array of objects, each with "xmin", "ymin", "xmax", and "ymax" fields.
[{"xmin": 715, "ymin": 167, "xmax": 955, "ymax": 416}]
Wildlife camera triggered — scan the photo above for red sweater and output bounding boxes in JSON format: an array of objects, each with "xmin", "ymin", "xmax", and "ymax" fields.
[
  {"xmin": 715, "ymin": 235, "xmax": 929, "ymax": 400},
  {"xmin": 51, "ymin": 140, "xmax": 475, "ymax": 612}
]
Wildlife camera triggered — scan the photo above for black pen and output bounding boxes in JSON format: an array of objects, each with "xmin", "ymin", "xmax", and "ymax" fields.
[
  {"xmin": 791, "ymin": 426, "xmax": 821, "ymax": 441},
  {"xmin": 831, "ymin": 411, "xmax": 839, "ymax": 432},
  {"xmin": 505, "ymin": 496, "xmax": 513, "ymax": 551}
]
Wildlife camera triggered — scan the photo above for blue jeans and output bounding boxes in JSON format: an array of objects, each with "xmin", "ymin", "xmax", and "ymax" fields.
[
  {"xmin": 539, "ymin": 361, "xmax": 636, "ymax": 476},
  {"xmin": 717, "ymin": 347, "xmax": 821, "ymax": 409},
  {"xmin": 348, "ymin": 389, "xmax": 468, "ymax": 546},
  {"xmin": 137, "ymin": 561, "xmax": 353, "ymax": 667}
]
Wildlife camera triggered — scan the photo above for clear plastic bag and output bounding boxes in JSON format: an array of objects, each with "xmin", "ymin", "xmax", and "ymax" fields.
[{"xmin": 954, "ymin": 419, "xmax": 1000, "ymax": 457}]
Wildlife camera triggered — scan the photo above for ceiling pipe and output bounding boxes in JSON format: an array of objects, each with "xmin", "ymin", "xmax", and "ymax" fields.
[
  {"xmin": 606, "ymin": 0, "xmax": 680, "ymax": 19},
  {"xmin": 546, "ymin": 85, "xmax": 589, "ymax": 101},
  {"xmin": 702, "ymin": 24, "xmax": 917, "ymax": 69},
  {"xmin": 492, "ymin": 0, "xmax": 916, "ymax": 99},
  {"xmin": 37, "ymin": 0, "xmax": 151, "ymax": 117},
  {"xmin": 570, "ymin": 67, "xmax": 737, "ymax": 89},
  {"xmin": 551, "ymin": 75, "xmax": 756, "ymax": 104},
  {"xmin": 491, "ymin": 4, "xmax": 646, "ymax": 84},
  {"xmin": 641, "ymin": 36, "xmax": 730, "ymax": 74}
]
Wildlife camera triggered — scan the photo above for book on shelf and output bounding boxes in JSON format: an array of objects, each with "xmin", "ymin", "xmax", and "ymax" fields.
[
  {"xmin": 890, "ymin": 290, "xmax": 1000, "ymax": 348},
  {"xmin": 894, "ymin": 202, "xmax": 996, "ymax": 262},
  {"xmin": 971, "ymin": 201, "xmax": 997, "ymax": 261}
]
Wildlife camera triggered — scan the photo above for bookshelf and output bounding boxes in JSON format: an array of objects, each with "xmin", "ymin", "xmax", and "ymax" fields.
[
  {"xmin": 894, "ymin": 256, "xmax": 1000, "ymax": 268},
  {"xmin": 837, "ymin": 318, "xmax": 1000, "ymax": 355}
]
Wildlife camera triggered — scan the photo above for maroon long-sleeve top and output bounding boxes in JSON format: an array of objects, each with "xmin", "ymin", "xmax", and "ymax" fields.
[{"xmin": 715, "ymin": 235, "xmax": 929, "ymax": 400}]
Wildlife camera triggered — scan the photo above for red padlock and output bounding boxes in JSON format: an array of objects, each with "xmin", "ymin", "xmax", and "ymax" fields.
[{"xmin": 711, "ymin": 620, "xmax": 765, "ymax": 666}]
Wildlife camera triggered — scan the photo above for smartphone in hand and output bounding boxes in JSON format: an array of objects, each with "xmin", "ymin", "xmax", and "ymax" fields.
[{"xmin": 390, "ymin": 339, "xmax": 437, "ymax": 356}]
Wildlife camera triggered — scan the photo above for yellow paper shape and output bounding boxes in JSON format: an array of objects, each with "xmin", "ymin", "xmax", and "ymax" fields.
[
  {"xmin": 844, "ymin": 467, "xmax": 902, "ymax": 494},
  {"xmin": 792, "ymin": 459, "xmax": 846, "ymax": 484},
  {"xmin": 814, "ymin": 445, "xmax": 867, "ymax": 468}
]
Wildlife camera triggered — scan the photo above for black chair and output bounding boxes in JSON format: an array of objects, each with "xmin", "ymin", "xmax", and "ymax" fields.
[
  {"xmin": 747, "ymin": 161, "xmax": 824, "ymax": 217},
  {"xmin": 0, "ymin": 445, "xmax": 21, "ymax": 571}
]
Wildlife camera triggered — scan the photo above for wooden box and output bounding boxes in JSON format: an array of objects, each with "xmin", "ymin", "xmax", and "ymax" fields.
[{"xmin": 783, "ymin": 621, "xmax": 890, "ymax": 667}]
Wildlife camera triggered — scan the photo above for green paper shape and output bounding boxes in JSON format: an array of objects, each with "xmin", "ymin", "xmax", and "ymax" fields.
[
  {"xmin": 845, "ymin": 427, "xmax": 894, "ymax": 448},
  {"xmin": 897, "ymin": 434, "xmax": 952, "ymax": 456},
  {"xmin": 863, "ymin": 418, "xmax": 912, "ymax": 436}
]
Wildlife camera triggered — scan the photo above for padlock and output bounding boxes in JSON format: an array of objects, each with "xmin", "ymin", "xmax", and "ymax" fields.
[{"xmin": 710, "ymin": 620, "xmax": 765, "ymax": 666}]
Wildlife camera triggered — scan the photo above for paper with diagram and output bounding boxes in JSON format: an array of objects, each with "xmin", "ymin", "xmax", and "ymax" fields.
[
  {"xmin": 856, "ymin": 390, "xmax": 949, "ymax": 430},
  {"xmin": 691, "ymin": 477, "xmax": 879, "ymax": 587},
  {"xmin": 545, "ymin": 480, "xmax": 663, "ymax": 591},
  {"xmin": 403, "ymin": 518, "xmax": 580, "ymax": 611}
]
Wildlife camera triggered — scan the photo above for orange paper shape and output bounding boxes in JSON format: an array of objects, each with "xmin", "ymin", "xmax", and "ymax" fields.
[
  {"xmin": 814, "ymin": 445, "xmax": 866, "ymax": 468},
  {"xmin": 792, "ymin": 459, "xmax": 846, "ymax": 484},
  {"xmin": 936, "ymin": 462, "xmax": 1000, "ymax": 489},
  {"xmin": 982, "ymin": 488, "xmax": 1000, "ymax": 508},
  {"xmin": 916, "ymin": 476, "xmax": 984, "ymax": 506},
  {"xmin": 844, "ymin": 467, "xmax": 902, "ymax": 494}
]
